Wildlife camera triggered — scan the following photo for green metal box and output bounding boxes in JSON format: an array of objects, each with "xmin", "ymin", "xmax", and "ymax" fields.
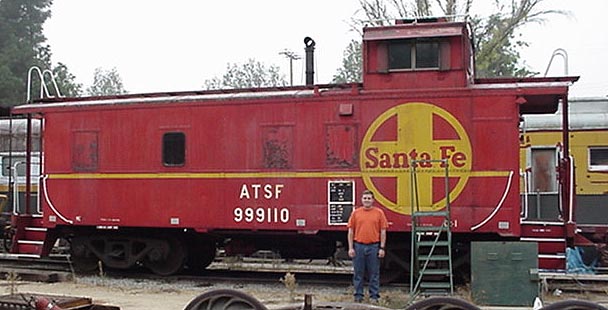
[{"xmin": 471, "ymin": 241, "xmax": 538, "ymax": 306}]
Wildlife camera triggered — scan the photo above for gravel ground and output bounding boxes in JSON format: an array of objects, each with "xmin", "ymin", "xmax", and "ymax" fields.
[
  {"xmin": 2, "ymin": 273, "xmax": 608, "ymax": 310},
  {"xmin": 1, "ymin": 273, "xmax": 411, "ymax": 309}
]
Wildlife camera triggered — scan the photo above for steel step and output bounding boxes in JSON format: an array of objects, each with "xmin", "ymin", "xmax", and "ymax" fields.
[
  {"xmin": 417, "ymin": 255, "xmax": 450, "ymax": 261},
  {"xmin": 420, "ymin": 282, "xmax": 452, "ymax": 289},
  {"xmin": 412, "ymin": 211, "xmax": 449, "ymax": 217},
  {"xmin": 417, "ymin": 241, "xmax": 450, "ymax": 247},
  {"xmin": 419, "ymin": 269, "xmax": 451, "ymax": 276}
]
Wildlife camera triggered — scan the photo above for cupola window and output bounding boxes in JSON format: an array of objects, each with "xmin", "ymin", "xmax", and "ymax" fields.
[{"xmin": 388, "ymin": 39, "xmax": 439, "ymax": 70}]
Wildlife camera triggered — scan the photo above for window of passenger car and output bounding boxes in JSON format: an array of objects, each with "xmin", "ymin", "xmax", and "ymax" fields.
[{"xmin": 589, "ymin": 147, "xmax": 608, "ymax": 171}]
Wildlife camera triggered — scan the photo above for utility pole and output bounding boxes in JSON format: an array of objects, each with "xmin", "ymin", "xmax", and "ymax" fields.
[{"xmin": 279, "ymin": 49, "xmax": 301, "ymax": 86}]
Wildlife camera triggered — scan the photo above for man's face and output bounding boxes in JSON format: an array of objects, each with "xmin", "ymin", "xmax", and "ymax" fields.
[{"xmin": 361, "ymin": 194, "xmax": 374, "ymax": 208}]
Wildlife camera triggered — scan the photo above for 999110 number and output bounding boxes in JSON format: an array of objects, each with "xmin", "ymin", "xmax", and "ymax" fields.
[{"xmin": 233, "ymin": 207, "xmax": 290, "ymax": 223}]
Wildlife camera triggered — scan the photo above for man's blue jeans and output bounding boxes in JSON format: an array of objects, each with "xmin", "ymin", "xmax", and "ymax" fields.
[{"xmin": 353, "ymin": 242, "xmax": 380, "ymax": 301}]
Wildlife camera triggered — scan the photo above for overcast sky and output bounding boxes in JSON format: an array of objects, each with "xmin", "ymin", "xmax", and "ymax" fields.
[{"xmin": 44, "ymin": 1, "xmax": 607, "ymax": 98}]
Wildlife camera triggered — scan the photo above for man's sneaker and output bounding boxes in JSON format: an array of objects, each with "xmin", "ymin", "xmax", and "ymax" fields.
[
  {"xmin": 370, "ymin": 298, "xmax": 379, "ymax": 304},
  {"xmin": 354, "ymin": 298, "xmax": 363, "ymax": 303}
]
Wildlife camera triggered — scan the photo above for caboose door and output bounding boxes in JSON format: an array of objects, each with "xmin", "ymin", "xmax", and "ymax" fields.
[
  {"xmin": 0, "ymin": 117, "xmax": 42, "ymax": 216},
  {"xmin": 4, "ymin": 152, "xmax": 41, "ymax": 215}
]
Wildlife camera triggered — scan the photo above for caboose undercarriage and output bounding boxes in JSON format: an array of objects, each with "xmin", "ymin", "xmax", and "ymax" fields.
[
  {"xmin": 40, "ymin": 224, "xmax": 482, "ymax": 280},
  {"xmin": 53, "ymin": 226, "xmax": 342, "ymax": 276},
  {"xmin": 61, "ymin": 227, "xmax": 217, "ymax": 276}
]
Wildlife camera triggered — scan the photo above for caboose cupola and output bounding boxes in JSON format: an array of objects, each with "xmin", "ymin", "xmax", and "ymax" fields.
[{"xmin": 362, "ymin": 18, "xmax": 473, "ymax": 90}]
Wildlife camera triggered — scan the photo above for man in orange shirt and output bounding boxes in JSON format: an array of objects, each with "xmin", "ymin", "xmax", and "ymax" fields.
[{"xmin": 347, "ymin": 189, "xmax": 388, "ymax": 303}]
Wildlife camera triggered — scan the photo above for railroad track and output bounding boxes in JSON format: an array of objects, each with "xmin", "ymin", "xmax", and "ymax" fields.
[
  {"xmin": 0, "ymin": 253, "xmax": 356, "ymax": 286},
  {"xmin": 0, "ymin": 253, "xmax": 72, "ymax": 282}
]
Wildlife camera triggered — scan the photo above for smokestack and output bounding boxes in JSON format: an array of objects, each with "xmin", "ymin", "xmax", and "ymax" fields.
[{"xmin": 304, "ymin": 37, "xmax": 315, "ymax": 86}]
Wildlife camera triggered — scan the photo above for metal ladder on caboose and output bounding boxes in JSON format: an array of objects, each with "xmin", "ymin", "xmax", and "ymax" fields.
[{"xmin": 409, "ymin": 159, "xmax": 454, "ymax": 298}]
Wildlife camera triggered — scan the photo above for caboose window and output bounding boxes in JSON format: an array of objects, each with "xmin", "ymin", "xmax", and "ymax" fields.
[
  {"xmin": 163, "ymin": 132, "xmax": 185, "ymax": 166},
  {"xmin": 388, "ymin": 41, "xmax": 413, "ymax": 69},
  {"xmin": 416, "ymin": 41, "xmax": 440, "ymax": 68},
  {"xmin": 388, "ymin": 39, "xmax": 439, "ymax": 70},
  {"xmin": 589, "ymin": 147, "xmax": 608, "ymax": 171},
  {"xmin": 530, "ymin": 148, "xmax": 557, "ymax": 193}
]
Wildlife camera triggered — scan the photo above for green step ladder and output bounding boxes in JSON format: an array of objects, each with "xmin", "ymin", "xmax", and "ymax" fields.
[{"xmin": 409, "ymin": 159, "xmax": 454, "ymax": 299}]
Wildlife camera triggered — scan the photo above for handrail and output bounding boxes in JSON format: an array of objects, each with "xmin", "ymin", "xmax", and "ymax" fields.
[
  {"xmin": 26, "ymin": 66, "xmax": 63, "ymax": 102},
  {"xmin": 544, "ymin": 48, "xmax": 568, "ymax": 77}
]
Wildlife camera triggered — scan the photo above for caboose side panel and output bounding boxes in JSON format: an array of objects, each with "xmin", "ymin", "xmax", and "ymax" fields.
[{"xmin": 38, "ymin": 91, "xmax": 523, "ymax": 237}]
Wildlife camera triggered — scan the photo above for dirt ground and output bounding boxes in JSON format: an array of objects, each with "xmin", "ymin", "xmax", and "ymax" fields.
[
  {"xmin": 0, "ymin": 274, "xmax": 411, "ymax": 310},
  {"xmin": 1, "ymin": 274, "xmax": 608, "ymax": 310}
]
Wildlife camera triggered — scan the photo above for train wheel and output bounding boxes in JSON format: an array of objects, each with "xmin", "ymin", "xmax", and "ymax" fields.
[
  {"xmin": 70, "ymin": 237, "xmax": 99, "ymax": 272},
  {"xmin": 540, "ymin": 300, "xmax": 608, "ymax": 310},
  {"xmin": 72, "ymin": 254, "xmax": 99, "ymax": 272},
  {"xmin": 2, "ymin": 228, "xmax": 14, "ymax": 252},
  {"xmin": 183, "ymin": 289, "xmax": 268, "ymax": 310},
  {"xmin": 187, "ymin": 241, "xmax": 216, "ymax": 273},
  {"xmin": 405, "ymin": 297, "xmax": 481, "ymax": 310},
  {"xmin": 144, "ymin": 237, "xmax": 186, "ymax": 276}
]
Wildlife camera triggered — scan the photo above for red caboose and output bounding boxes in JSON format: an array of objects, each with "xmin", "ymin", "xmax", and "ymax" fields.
[{"xmin": 9, "ymin": 19, "xmax": 577, "ymax": 277}]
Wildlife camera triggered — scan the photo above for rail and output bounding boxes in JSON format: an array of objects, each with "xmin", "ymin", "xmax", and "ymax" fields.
[{"xmin": 26, "ymin": 66, "xmax": 63, "ymax": 102}]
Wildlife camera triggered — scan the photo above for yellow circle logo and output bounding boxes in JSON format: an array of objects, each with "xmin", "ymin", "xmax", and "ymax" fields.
[{"xmin": 360, "ymin": 103, "xmax": 472, "ymax": 215}]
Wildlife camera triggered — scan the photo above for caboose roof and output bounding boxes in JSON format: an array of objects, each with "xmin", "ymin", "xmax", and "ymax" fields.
[
  {"xmin": 11, "ymin": 77, "xmax": 577, "ymax": 114},
  {"xmin": 473, "ymin": 76, "xmax": 579, "ymax": 114},
  {"xmin": 11, "ymin": 86, "xmax": 323, "ymax": 113},
  {"xmin": 363, "ymin": 21, "xmax": 466, "ymax": 41}
]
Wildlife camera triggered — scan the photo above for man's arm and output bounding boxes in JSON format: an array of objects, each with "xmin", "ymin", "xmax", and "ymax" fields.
[
  {"xmin": 348, "ymin": 227, "xmax": 355, "ymax": 258},
  {"xmin": 378, "ymin": 228, "xmax": 386, "ymax": 258}
]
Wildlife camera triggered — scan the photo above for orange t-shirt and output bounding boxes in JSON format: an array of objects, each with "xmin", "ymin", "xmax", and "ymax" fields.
[{"xmin": 347, "ymin": 206, "xmax": 389, "ymax": 244}]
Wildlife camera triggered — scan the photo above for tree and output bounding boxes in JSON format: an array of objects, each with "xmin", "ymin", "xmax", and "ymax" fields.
[
  {"xmin": 0, "ymin": 0, "xmax": 81, "ymax": 106},
  {"xmin": 86, "ymin": 67, "xmax": 127, "ymax": 96},
  {"xmin": 471, "ymin": 1, "xmax": 564, "ymax": 77},
  {"xmin": 332, "ymin": 40, "xmax": 362, "ymax": 83},
  {"xmin": 340, "ymin": 0, "xmax": 564, "ymax": 79},
  {"xmin": 0, "ymin": 0, "xmax": 52, "ymax": 105},
  {"xmin": 53, "ymin": 62, "xmax": 82, "ymax": 97},
  {"xmin": 203, "ymin": 59, "xmax": 288, "ymax": 90}
]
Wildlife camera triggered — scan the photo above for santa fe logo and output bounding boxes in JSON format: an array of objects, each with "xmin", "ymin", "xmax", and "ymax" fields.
[{"xmin": 360, "ymin": 102, "xmax": 472, "ymax": 215}]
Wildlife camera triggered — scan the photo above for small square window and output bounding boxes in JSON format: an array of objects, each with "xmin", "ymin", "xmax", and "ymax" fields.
[
  {"xmin": 388, "ymin": 41, "xmax": 412, "ymax": 70},
  {"xmin": 163, "ymin": 132, "xmax": 185, "ymax": 166},
  {"xmin": 388, "ymin": 39, "xmax": 440, "ymax": 70},
  {"xmin": 589, "ymin": 147, "xmax": 608, "ymax": 171},
  {"xmin": 416, "ymin": 42, "xmax": 439, "ymax": 68}
]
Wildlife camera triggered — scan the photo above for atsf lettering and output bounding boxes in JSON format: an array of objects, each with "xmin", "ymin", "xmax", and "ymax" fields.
[
  {"xmin": 235, "ymin": 183, "xmax": 289, "ymax": 224},
  {"xmin": 239, "ymin": 183, "xmax": 284, "ymax": 199}
]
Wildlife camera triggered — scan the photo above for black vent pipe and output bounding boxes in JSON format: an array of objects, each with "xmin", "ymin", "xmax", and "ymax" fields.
[{"xmin": 304, "ymin": 37, "xmax": 315, "ymax": 86}]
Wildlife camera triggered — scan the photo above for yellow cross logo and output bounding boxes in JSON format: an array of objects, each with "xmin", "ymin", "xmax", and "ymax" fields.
[{"xmin": 360, "ymin": 103, "xmax": 472, "ymax": 215}]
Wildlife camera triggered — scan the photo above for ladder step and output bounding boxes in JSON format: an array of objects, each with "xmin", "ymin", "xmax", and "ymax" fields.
[
  {"xmin": 25, "ymin": 227, "xmax": 47, "ymax": 232},
  {"xmin": 15, "ymin": 243, "xmax": 42, "ymax": 255},
  {"xmin": 17, "ymin": 240, "xmax": 44, "ymax": 245},
  {"xmin": 24, "ymin": 227, "xmax": 47, "ymax": 241},
  {"xmin": 412, "ymin": 211, "xmax": 449, "ymax": 217},
  {"xmin": 420, "ymin": 282, "xmax": 452, "ymax": 289},
  {"xmin": 417, "ymin": 241, "xmax": 450, "ymax": 247},
  {"xmin": 418, "ymin": 255, "xmax": 450, "ymax": 261},
  {"xmin": 420, "ymin": 269, "xmax": 451, "ymax": 276},
  {"xmin": 416, "ymin": 226, "xmax": 447, "ymax": 232}
]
